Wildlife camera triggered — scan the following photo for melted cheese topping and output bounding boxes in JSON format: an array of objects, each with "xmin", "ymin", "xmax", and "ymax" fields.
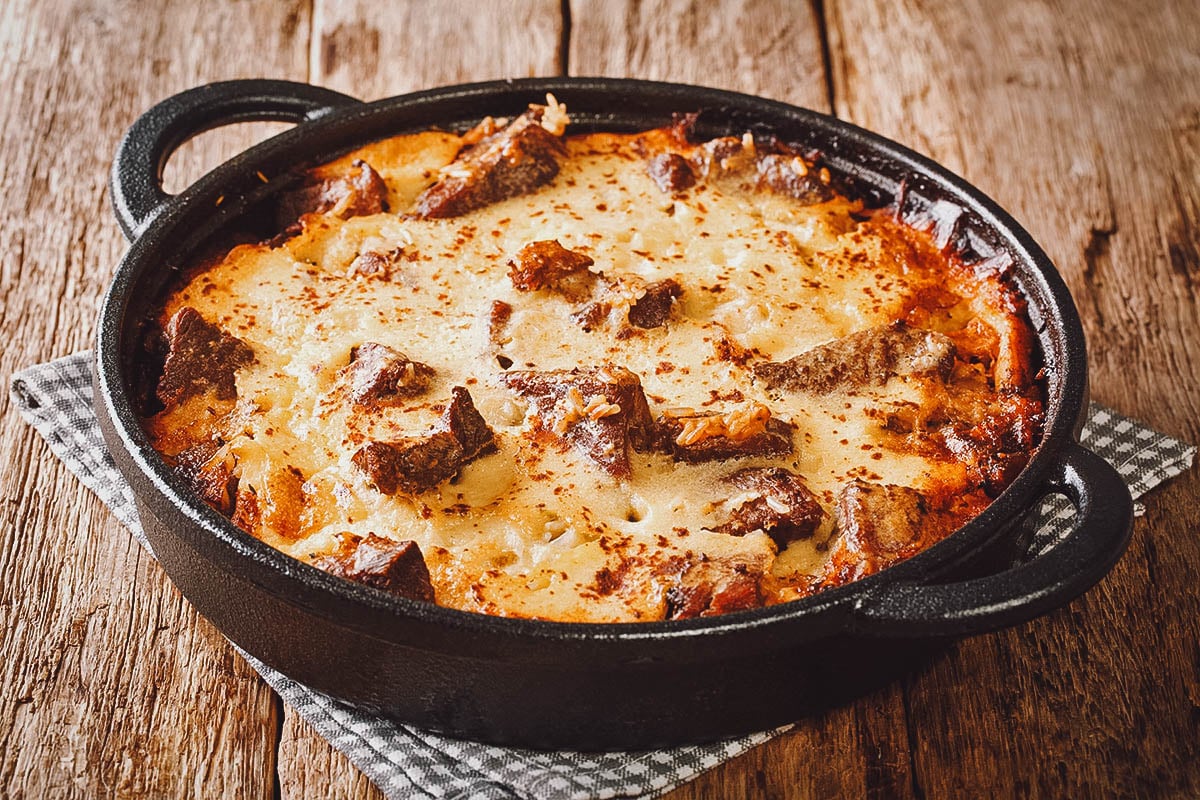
[{"xmin": 145, "ymin": 120, "xmax": 1039, "ymax": 622}]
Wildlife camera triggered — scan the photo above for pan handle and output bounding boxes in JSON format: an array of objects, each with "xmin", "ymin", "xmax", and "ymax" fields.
[
  {"xmin": 851, "ymin": 442, "xmax": 1133, "ymax": 638},
  {"xmin": 110, "ymin": 79, "xmax": 361, "ymax": 240}
]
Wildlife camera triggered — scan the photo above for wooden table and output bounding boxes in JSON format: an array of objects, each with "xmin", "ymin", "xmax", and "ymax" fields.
[{"xmin": 2, "ymin": 1, "xmax": 1197, "ymax": 796}]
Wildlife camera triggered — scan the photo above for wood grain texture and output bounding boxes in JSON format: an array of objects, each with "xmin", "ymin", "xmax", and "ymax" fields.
[
  {"xmin": 0, "ymin": 0, "xmax": 310, "ymax": 797},
  {"xmin": 568, "ymin": 0, "xmax": 831, "ymax": 111},
  {"xmin": 2, "ymin": 0, "xmax": 1197, "ymax": 798},
  {"xmin": 310, "ymin": 0, "xmax": 562, "ymax": 101}
]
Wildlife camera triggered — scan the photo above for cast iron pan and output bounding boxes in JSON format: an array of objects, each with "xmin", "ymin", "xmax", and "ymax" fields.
[{"xmin": 94, "ymin": 78, "xmax": 1134, "ymax": 749}]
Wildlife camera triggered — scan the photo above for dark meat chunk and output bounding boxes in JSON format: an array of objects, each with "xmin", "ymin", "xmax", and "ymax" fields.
[
  {"xmin": 488, "ymin": 300, "xmax": 513, "ymax": 343},
  {"xmin": 156, "ymin": 307, "xmax": 255, "ymax": 409},
  {"xmin": 507, "ymin": 239, "xmax": 596, "ymax": 299},
  {"xmin": 347, "ymin": 251, "xmax": 391, "ymax": 278},
  {"xmin": 656, "ymin": 404, "xmax": 793, "ymax": 463},
  {"xmin": 935, "ymin": 393, "xmax": 1043, "ymax": 494},
  {"xmin": 175, "ymin": 442, "xmax": 238, "ymax": 516},
  {"xmin": 347, "ymin": 248, "xmax": 410, "ymax": 279},
  {"xmin": 754, "ymin": 321, "xmax": 955, "ymax": 394},
  {"xmin": 353, "ymin": 434, "xmax": 462, "ymax": 495},
  {"xmin": 628, "ymin": 278, "xmax": 683, "ymax": 329},
  {"xmin": 487, "ymin": 300, "xmax": 514, "ymax": 366},
  {"xmin": 352, "ymin": 387, "xmax": 496, "ymax": 494},
  {"xmin": 826, "ymin": 481, "xmax": 927, "ymax": 581},
  {"xmin": 442, "ymin": 386, "xmax": 496, "ymax": 461},
  {"xmin": 344, "ymin": 342, "xmax": 435, "ymax": 406},
  {"xmin": 571, "ymin": 300, "xmax": 610, "ymax": 332},
  {"xmin": 756, "ymin": 153, "xmax": 834, "ymax": 205},
  {"xmin": 275, "ymin": 159, "xmax": 388, "ymax": 228},
  {"xmin": 665, "ymin": 562, "xmax": 762, "ymax": 620},
  {"xmin": 713, "ymin": 467, "xmax": 824, "ymax": 548},
  {"xmin": 646, "ymin": 152, "xmax": 696, "ymax": 194},
  {"xmin": 502, "ymin": 365, "xmax": 654, "ymax": 479},
  {"xmin": 313, "ymin": 533, "xmax": 435, "ymax": 603},
  {"xmin": 413, "ymin": 106, "xmax": 566, "ymax": 219}
]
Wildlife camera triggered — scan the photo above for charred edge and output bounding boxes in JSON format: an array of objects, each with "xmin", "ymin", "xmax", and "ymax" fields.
[{"xmin": 812, "ymin": 0, "xmax": 838, "ymax": 116}]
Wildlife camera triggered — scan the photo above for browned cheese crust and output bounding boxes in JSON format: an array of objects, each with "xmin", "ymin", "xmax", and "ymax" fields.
[{"xmin": 139, "ymin": 100, "xmax": 1043, "ymax": 622}]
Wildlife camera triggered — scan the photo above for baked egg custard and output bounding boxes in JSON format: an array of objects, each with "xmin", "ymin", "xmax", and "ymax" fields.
[{"xmin": 140, "ymin": 98, "xmax": 1043, "ymax": 622}]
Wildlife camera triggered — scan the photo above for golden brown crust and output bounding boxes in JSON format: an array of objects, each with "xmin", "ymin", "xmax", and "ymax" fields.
[{"xmin": 140, "ymin": 106, "xmax": 1043, "ymax": 622}]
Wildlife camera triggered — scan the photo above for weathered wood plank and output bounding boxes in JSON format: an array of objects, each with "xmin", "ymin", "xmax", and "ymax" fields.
[
  {"xmin": 826, "ymin": 0, "xmax": 1200, "ymax": 795},
  {"xmin": 273, "ymin": 4, "xmax": 563, "ymax": 797},
  {"xmin": 569, "ymin": 0, "xmax": 831, "ymax": 111},
  {"xmin": 0, "ymin": 0, "xmax": 311, "ymax": 796},
  {"xmin": 310, "ymin": 0, "xmax": 563, "ymax": 101}
]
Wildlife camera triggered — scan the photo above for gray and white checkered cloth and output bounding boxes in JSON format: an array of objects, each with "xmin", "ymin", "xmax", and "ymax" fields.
[{"xmin": 11, "ymin": 352, "xmax": 1196, "ymax": 799}]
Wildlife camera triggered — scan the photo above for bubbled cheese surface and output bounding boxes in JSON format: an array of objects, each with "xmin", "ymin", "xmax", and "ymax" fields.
[{"xmin": 148, "ymin": 127, "xmax": 1019, "ymax": 622}]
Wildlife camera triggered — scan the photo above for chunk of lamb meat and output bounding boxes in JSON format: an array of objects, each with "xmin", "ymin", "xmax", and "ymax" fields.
[
  {"xmin": 656, "ymin": 403, "xmax": 793, "ymax": 463},
  {"xmin": 502, "ymin": 365, "xmax": 654, "ymax": 479},
  {"xmin": 692, "ymin": 135, "xmax": 834, "ymax": 205},
  {"xmin": 156, "ymin": 307, "xmax": 255, "ymax": 409},
  {"xmin": 352, "ymin": 387, "xmax": 496, "ymax": 494},
  {"xmin": 343, "ymin": 342, "xmax": 435, "ymax": 406},
  {"xmin": 413, "ymin": 105, "xmax": 567, "ymax": 218},
  {"xmin": 646, "ymin": 152, "xmax": 696, "ymax": 194},
  {"xmin": 754, "ymin": 321, "xmax": 955, "ymax": 394},
  {"xmin": 664, "ymin": 559, "xmax": 763, "ymax": 620},
  {"xmin": 713, "ymin": 467, "xmax": 824, "ymax": 548},
  {"xmin": 274, "ymin": 158, "xmax": 388, "ymax": 229},
  {"xmin": 627, "ymin": 278, "xmax": 683, "ymax": 329},
  {"xmin": 174, "ymin": 439, "xmax": 238, "ymax": 516},
  {"xmin": 507, "ymin": 239, "xmax": 596, "ymax": 300},
  {"xmin": 824, "ymin": 481, "xmax": 928, "ymax": 582},
  {"xmin": 312, "ymin": 533, "xmax": 435, "ymax": 603}
]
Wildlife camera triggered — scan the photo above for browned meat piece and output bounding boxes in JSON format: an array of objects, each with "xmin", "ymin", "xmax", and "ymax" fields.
[
  {"xmin": 571, "ymin": 300, "xmax": 610, "ymax": 332},
  {"xmin": 175, "ymin": 442, "xmax": 238, "ymax": 516},
  {"xmin": 502, "ymin": 365, "xmax": 655, "ymax": 479},
  {"xmin": 756, "ymin": 154, "xmax": 834, "ymax": 204},
  {"xmin": 343, "ymin": 342, "xmax": 435, "ymax": 406},
  {"xmin": 313, "ymin": 533, "xmax": 435, "ymax": 603},
  {"xmin": 352, "ymin": 387, "xmax": 496, "ymax": 494},
  {"xmin": 665, "ymin": 562, "xmax": 762, "ymax": 619},
  {"xmin": 825, "ymin": 481, "xmax": 927, "ymax": 581},
  {"xmin": 936, "ymin": 393, "xmax": 1043, "ymax": 494},
  {"xmin": 353, "ymin": 435, "xmax": 462, "ymax": 495},
  {"xmin": 628, "ymin": 278, "xmax": 683, "ymax": 329},
  {"xmin": 488, "ymin": 300, "xmax": 513, "ymax": 342},
  {"xmin": 275, "ymin": 159, "xmax": 388, "ymax": 228},
  {"xmin": 656, "ymin": 404, "xmax": 793, "ymax": 463},
  {"xmin": 443, "ymin": 386, "xmax": 496, "ymax": 460},
  {"xmin": 507, "ymin": 239, "xmax": 596, "ymax": 299},
  {"xmin": 754, "ymin": 321, "xmax": 955, "ymax": 394},
  {"xmin": 156, "ymin": 307, "xmax": 255, "ymax": 409},
  {"xmin": 713, "ymin": 467, "xmax": 824, "ymax": 548},
  {"xmin": 646, "ymin": 152, "xmax": 695, "ymax": 193},
  {"xmin": 689, "ymin": 133, "xmax": 834, "ymax": 205},
  {"xmin": 347, "ymin": 248, "xmax": 411, "ymax": 279},
  {"xmin": 413, "ymin": 107, "xmax": 566, "ymax": 219}
]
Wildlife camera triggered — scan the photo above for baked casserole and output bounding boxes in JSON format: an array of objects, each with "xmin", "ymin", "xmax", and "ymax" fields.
[{"xmin": 138, "ymin": 97, "xmax": 1043, "ymax": 622}]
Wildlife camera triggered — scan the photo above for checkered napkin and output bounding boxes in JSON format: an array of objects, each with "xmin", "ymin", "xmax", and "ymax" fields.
[{"xmin": 11, "ymin": 352, "xmax": 1196, "ymax": 800}]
